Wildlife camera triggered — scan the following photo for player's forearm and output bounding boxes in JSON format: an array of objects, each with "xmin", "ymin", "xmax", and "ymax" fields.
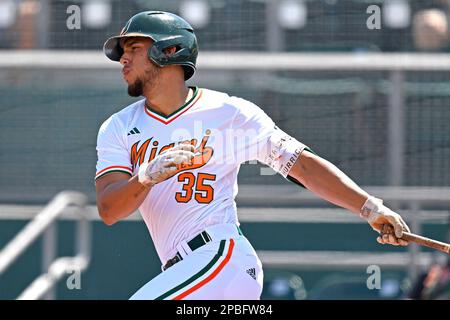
[
  {"xmin": 97, "ymin": 175, "xmax": 150, "ymax": 225},
  {"xmin": 290, "ymin": 151, "xmax": 369, "ymax": 214}
]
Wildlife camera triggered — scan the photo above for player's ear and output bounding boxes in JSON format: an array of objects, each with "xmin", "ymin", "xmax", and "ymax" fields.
[{"xmin": 163, "ymin": 46, "xmax": 178, "ymax": 57}]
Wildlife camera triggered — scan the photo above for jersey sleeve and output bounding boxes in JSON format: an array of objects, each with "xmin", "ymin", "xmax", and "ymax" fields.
[
  {"xmin": 95, "ymin": 116, "xmax": 132, "ymax": 181},
  {"xmin": 231, "ymin": 97, "xmax": 309, "ymax": 179}
]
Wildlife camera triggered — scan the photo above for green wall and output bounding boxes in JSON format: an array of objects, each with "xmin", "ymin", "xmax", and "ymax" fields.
[{"xmin": 1, "ymin": 220, "xmax": 446, "ymax": 300}]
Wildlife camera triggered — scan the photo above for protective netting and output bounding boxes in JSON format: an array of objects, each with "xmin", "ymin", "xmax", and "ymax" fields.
[
  {"xmin": 1, "ymin": 0, "xmax": 450, "ymax": 203},
  {"xmin": 2, "ymin": 0, "xmax": 449, "ymax": 52},
  {"xmin": 1, "ymin": 61, "xmax": 449, "ymax": 203}
]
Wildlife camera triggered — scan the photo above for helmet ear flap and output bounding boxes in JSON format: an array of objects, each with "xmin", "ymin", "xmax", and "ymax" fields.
[
  {"xmin": 148, "ymin": 37, "xmax": 197, "ymax": 79},
  {"xmin": 148, "ymin": 37, "xmax": 184, "ymax": 64},
  {"xmin": 148, "ymin": 40, "xmax": 173, "ymax": 66},
  {"xmin": 149, "ymin": 45, "xmax": 190, "ymax": 64}
]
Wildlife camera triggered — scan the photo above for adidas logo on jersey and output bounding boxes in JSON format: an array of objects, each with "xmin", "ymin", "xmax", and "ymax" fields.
[
  {"xmin": 246, "ymin": 268, "xmax": 256, "ymax": 280},
  {"xmin": 127, "ymin": 127, "xmax": 140, "ymax": 136}
]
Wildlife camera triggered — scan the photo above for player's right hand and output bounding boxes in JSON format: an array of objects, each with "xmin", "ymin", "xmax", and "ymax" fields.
[
  {"xmin": 370, "ymin": 207, "xmax": 410, "ymax": 246},
  {"xmin": 138, "ymin": 144, "xmax": 195, "ymax": 187}
]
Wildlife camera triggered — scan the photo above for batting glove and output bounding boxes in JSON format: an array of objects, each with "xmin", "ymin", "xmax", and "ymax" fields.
[
  {"xmin": 138, "ymin": 144, "xmax": 195, "ymax": 187},
  {"xmin": 360, "ymin": 196, "xmax": 410, "ymax": 246}
]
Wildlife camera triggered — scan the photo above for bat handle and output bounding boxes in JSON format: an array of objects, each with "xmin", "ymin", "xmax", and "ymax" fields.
[{"xmin": 401, "ymin": 231, "xmax": 450, "ymax": 254}]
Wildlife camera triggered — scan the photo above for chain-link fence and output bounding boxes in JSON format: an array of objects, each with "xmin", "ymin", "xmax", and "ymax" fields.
[
  {"xmin": 1, "ymin": 52, "xmax": 450, "ymax": 203},
  {"xmin": 2, "ymin": 0, "xmax": 450, "ymax": 51}
]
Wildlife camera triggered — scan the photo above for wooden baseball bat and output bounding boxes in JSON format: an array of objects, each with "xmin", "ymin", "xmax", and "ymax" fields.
[{"xmin": 401, "ymin": 231, "xmax": 450, "ymax": 254}]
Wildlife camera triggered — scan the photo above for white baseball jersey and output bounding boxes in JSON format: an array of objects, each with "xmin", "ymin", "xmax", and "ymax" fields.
[{"xmin": 96, "ymin": 87, "xmax": 307, "ymax": 264}]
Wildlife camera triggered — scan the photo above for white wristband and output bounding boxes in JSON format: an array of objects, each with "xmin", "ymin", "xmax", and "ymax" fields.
[
  {"xmin": 360, "ymin": 196, "xmax": 383, "ymax": 222},
  {"xmin": 138, "ymin": 162, "xmax": 152, "ymax": 186}
]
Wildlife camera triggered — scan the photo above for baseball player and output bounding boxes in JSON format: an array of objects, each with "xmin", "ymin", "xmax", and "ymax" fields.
[{"xmin": 96, "ymin": 11, "xmax": 410, "ymax": 300}]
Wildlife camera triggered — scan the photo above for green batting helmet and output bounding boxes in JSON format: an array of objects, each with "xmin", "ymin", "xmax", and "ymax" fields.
[{"xmin": 103, "ymin": 11, "xmax": 198, "ymax": 80}]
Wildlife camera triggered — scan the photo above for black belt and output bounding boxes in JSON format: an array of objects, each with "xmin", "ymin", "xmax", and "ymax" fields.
[{"xmin": 163, "ymin": 230, "xmax": 213, "ymax": 271}]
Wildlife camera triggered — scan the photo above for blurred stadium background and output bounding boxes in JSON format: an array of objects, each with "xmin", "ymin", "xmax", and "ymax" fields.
[{"xmin": 1, "ymin": 0, "xmax": 450, "ymax": 300}]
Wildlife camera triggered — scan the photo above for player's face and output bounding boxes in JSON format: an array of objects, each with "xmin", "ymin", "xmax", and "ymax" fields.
[{"xmin": 119, "ymin": 37, "xmax": 161, "ymax": 97}]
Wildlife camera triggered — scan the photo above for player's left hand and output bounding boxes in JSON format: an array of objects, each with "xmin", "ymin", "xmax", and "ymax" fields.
[
  {"xmin": 138, "ymin": 144, "xmax": 195, "ymax": 187},
  {"xmin": 361, "ymin": 196, "xmax": 410, "ymax": 246}
]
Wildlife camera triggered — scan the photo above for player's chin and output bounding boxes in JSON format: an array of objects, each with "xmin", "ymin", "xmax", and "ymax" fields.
[{"xmin": 127, "ymin": 80, "xmax": 144, "ymax": 97}]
